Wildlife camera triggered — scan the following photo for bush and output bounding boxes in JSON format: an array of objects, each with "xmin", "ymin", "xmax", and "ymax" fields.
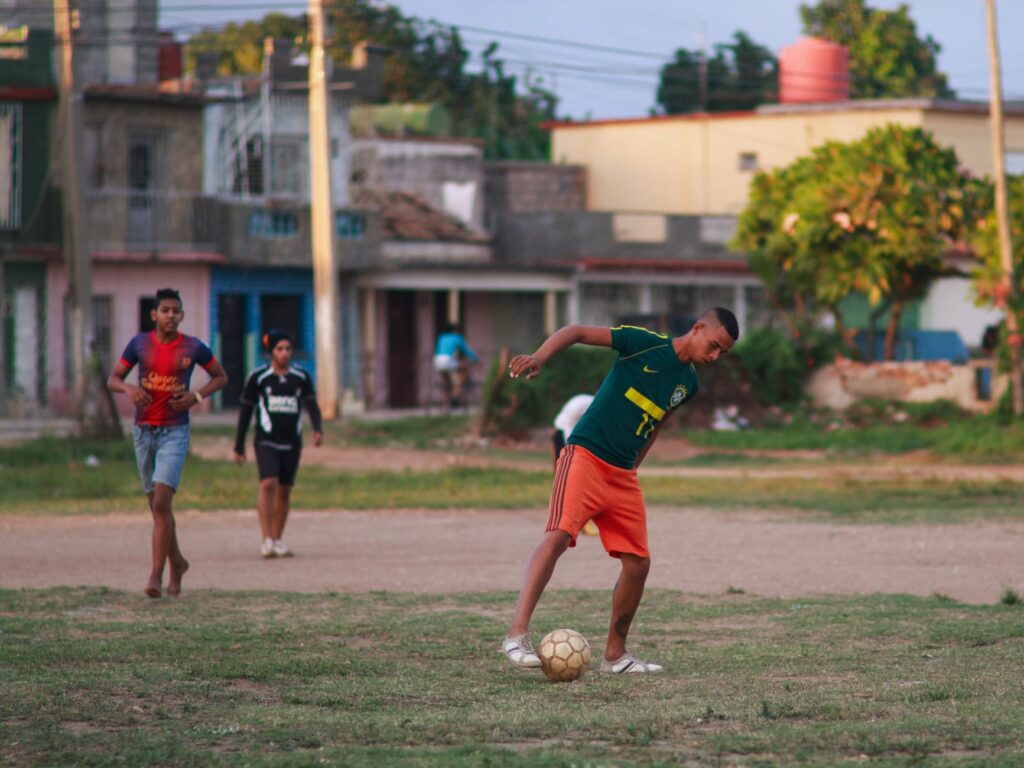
[
  {"xmin": 480, "ymin": 345, "xmax": 616, "ymax": 437},
  {"xmin": 731, "ymin": 325, "xmax": 848, "ymax": 407},
  {"xmin": 731, "ymin": 327, "xmax": 805, "ymax": 406}
]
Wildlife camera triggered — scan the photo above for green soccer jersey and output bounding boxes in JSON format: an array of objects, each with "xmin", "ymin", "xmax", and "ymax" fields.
[{"xmin": 567, "ymin": 326, "xmax": 699, "ymax": 469}]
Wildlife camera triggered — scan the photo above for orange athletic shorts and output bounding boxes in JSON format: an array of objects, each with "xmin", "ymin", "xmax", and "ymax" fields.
[{"xmin": 546, "ymin": 444, "xmax": 649, "ymax": 559}]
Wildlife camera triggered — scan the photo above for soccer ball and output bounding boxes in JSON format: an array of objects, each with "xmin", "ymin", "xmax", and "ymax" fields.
[{"xmin": 538, "ymin": 628, "xmax": 591, "ymax": 682}]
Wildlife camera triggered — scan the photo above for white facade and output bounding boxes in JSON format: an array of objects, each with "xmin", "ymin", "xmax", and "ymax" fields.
[
  {"xmin": 918, "ymin": 277, "xmax": 1004, "ymax": 348},
  {"xmin": 202, "ymin": 87, "xmax": 351, "ymax": 206}
]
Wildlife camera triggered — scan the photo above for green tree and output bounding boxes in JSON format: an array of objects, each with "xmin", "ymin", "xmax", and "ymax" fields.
[
  {"xmin": 733, "ymin": 125, "xmax": 978, "ymax": 360},
  {"xmin": 186, "ymin": 13, "xmax": 307, "ymax": 75},
  {"xmin": 184, "ymin": 3, "xmax": 556, "ymax": 159},
  {"xmin": 656, "ymin": 31, "xmax": 777, "ymax": 114},
  {"xmin": 800, "ymin": 0, "xmax": 954, "ymax": 98},
  {"xmin": 971, "ymin": 175, "xmax": 1024, "ymax": 372}
]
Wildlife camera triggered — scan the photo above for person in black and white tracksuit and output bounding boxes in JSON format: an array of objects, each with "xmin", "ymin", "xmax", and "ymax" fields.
[{"xmin": 233, "ymin": 329, "xmax": 323, "ymax": 559}]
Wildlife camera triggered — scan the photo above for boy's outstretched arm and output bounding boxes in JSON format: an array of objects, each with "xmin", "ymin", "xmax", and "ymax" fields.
[{"xmin": 508, "ymin": 325, "xmax": 612, "ymax": 381}]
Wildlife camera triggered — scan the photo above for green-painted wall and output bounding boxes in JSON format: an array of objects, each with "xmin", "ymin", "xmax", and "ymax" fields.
[
  {"xmin": 0, "ymin": 101, "xmax": 61, "ymax": 246},
  {"xmin": 838, "ymin": 292, "xmax": 921, "ymax": 332},
  {"xmin": 1, "ymin": 28, "xmax": 60, "ymax": 247},
  {"xmin": 0, "ymin": 29, "xmax": 55, "ymax": 88}
]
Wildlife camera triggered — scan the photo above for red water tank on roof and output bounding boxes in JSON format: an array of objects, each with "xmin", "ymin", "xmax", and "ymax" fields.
[
  {"xmin": 779, "ymin": 37, "xmax": 849, "ymax": 103},
  {"xmin": 158, "ymin": 31, "xmax": 183, "ymax": 82}
]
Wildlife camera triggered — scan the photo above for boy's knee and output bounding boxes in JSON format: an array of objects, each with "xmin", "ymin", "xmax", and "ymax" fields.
[
  {"xmin": 260, "ymin": 478, "xmax": 279, "ymax": 491},
  {"xmin": 543, "ymin": 530, "xmax": 571, "ymax": 555},
  {"xmin": 623, "ymin": 555, "xmax": 651, "ymax": 578}
]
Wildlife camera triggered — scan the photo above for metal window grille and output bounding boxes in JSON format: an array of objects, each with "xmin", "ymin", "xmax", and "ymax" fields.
[{"xmin": 0, "ymin": 102, "xmax": 22, "ymax": 229}]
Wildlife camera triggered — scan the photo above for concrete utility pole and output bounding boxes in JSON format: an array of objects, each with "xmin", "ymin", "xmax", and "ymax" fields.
[
  {"xmin": 984, "ymin": 0, "xmax": 1023, "ymax": 416},
  {"xmin": 308, "ymin": 0, "xmax": 341, "ymax": 419},
  {"xmin": 53, "ymin": 0, "xmax": 93, "ymax": 424}
]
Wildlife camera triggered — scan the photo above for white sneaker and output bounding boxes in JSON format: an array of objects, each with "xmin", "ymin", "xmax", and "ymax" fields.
[
  {"xmin": 260, "ymin": 538, "xmax": 276, "ymax": 558},
  {"xmin": 502, "ymin": 634, "xmax": 542, "ymax": 668},
  {"xmin": 273, "ymin": 539, "xmax": 292, "ymax": 558},
  {"xmin": 600, "ymin": 653, "xmax": 664, "ymax": 674}
]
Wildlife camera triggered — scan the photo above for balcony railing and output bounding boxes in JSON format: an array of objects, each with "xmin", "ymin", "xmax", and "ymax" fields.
[{"xmin": 86, "ymin": 188, "xmax": 221, "ymax": 254}]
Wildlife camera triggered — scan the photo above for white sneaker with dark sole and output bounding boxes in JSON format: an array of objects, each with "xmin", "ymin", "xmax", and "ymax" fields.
[
  {"xmin": 273, "ymin": 539, "xmax": 293, "ymax": 557},
  {"xmin": 502, "ymin": 634, "xmax": 542, "ymax": 668},
  {"xmin": 600, "ymin": 653, "xmax": 664, "ymax": 674},
  {"xmin": 260, "ymin": 538, "xmax": 276, "ymax": 559}
]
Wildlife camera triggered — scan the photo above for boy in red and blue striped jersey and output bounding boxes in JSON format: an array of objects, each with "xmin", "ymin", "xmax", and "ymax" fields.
[{"xmin": 108, "ymin": 288, "xmax": 228, "ymax": 598}]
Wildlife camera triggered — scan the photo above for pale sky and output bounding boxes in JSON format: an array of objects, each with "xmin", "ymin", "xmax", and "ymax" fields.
[{"xmin": 160, "ymin": 0, "xmax": 1024, "ymax": 120}]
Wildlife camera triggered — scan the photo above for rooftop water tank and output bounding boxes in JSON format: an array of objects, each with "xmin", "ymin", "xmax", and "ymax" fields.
[{"xmin": 779, "ymin": 37, "xmax": 849, "ymax": 104}]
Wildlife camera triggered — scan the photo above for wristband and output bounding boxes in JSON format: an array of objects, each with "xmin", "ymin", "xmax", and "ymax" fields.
[{"xmin": 194, "ymin": 391, "xmax": 203, "ymax": 404}]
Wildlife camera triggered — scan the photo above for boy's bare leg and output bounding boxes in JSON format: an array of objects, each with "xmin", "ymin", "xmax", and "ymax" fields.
[
  {"xmin": 272, "ymin": 484, "xmax": 293, "ymax": 540},
  {"xmin": 258, "ymin": 478, "xmax": 277, "ymax": 540},
  {"xmin": 441, "ymin": 372, "xmax": 454, "ymax": 408},
  {"xmin": 452, "ymin": 367, "xmax": 468, "ymax": 399},
  {"xmin": 507, "ymin": 530, "xmax": 571, "ymax": 637},
  {"xmin": 165, "ymin": 489, "xmax": 189, "ymax": 595},
  {"xmin": 604, "ymin": 553, "xmax": 651, "ymax": 661},
  {"xmin": 145, "ymin": 483, "xmax": 181, "ymax": 598}
]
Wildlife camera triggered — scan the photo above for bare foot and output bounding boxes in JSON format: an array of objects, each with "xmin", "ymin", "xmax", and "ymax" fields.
[
  {"xmin": 168, "ymin": 557, "xmax": 190, "ymax": 596},
  {"xmin": 144, "ymin": 578, "xmax": 162, "ymax": 599}
]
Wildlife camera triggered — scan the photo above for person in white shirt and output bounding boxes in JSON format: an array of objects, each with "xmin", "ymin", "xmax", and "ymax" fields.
[{"xmin": 552, "ymin": 393, "xmax": 597, "ymax": 536}]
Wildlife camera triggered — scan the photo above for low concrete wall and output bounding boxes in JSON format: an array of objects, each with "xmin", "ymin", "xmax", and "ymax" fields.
[{"xmin": 807, "ymin": 358, "xmax": 1007, "ymax": 412}]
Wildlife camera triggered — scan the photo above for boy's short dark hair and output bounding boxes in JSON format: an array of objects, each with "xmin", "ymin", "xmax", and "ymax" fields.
[
  {"xmin": 155, "ymin": 288, "xmax": 182, "ymax": 307},
  {"xmin": 710, "ymin": 307, "xmax": 739, "ymax": 341}
]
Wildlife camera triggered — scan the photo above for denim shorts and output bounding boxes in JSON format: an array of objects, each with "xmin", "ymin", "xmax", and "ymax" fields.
[{"xmin": 133, "ymin": 424, "xmax": 191, "ymax": 494}]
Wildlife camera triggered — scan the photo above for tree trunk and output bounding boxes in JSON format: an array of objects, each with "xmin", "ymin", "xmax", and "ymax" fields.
[
  {"xmin": 866, "ymin": 299, "xmax": 892, "ymax": 363},
  {"xmin": 884, "ymin": 302, "xmax": 904, "ymax": 361},
  {"xmin": 832, "ymin": 308, "xmax": 858, "ymax": 354}
]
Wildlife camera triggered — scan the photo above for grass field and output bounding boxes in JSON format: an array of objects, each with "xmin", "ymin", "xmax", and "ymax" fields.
[
  {"xmin": 2, "ymin": 587, "xmax": 1023, "ymax": 767},
  {"xmin": 3, "ymin": 436, "xmax": 1023, "ymax": 524},
  {"xmin": 685, "ymin": 409, "xmax": 1024, "ymax": 461},
  {"xmin": 5, "ymin": 416, "xmax": 1024, "ymax": 766}
]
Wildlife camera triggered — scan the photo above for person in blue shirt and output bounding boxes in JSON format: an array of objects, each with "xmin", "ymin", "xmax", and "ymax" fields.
[{"xmin": 433, "ymin": 324, "xmax": 478, "ymax": 406}]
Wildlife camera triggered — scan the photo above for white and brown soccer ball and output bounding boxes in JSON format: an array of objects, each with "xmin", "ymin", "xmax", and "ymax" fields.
[{"xmin": 537, "ymin": 628, "xmax": 591, "ymax": 682}]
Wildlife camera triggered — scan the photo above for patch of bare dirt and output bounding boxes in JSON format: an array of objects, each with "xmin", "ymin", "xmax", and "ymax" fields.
[
  {"xmin": 190, "ymin": 437, "xmax": 547, "ymax": 473},
  {"xmin": 2, "ymin": 506, "xmax": 1022, "ymax": 605}
]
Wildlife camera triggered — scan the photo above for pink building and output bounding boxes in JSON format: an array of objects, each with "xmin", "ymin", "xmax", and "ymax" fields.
[{"xmin": 46, "ymin": 255, "xmax": 220, "ymax": 416}]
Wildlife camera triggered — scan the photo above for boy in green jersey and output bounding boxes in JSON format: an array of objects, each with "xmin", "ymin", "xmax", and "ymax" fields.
[{"xmin": 502, "ymin": 308, "xmax": 739, "ymax": 673}]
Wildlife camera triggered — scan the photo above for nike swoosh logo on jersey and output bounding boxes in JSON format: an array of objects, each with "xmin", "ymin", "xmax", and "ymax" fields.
[{"xmin": 643, "ymin": 365, "xmax": 659, "ymax": 374}]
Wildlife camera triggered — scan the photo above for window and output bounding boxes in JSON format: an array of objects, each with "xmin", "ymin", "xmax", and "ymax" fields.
[
  {"xmin": 249, "ymin": 210, "xmax": 298, "ymax": 238},
  {"xmin": 579, "ymin": 283, "xmax": 641, "ymax": 327},
  {"xmin": 1007, "ymin": 151, "xmax": 1024, "ymax": 176},
  {"xmin": 270, "ymin": 138, "xmax": 304, "ymax": 197},
  {"xmin": 139, "ymin": 296, "xmax": 157, "ymax": 332},
  {"xmin": 231, "ymin": 136, "xmax": 265, "ymax": 197},
  {"xmin": 261, "ymin": 294, "xmax": 303, "ymax": 351},
  {"xmin": 744, "ymin": 285, "xmax": 774, "ymax": 329},
  {"xmin": 335, "ymin": 212, "xmax": 365, "ymax": 240},
  {"xmin": 738, "ymin": 152, "xmax": 759, "ymax": 172},
  {"xmin": 0, "ymin": 101, "xmax": 22, "ymax": 229}
]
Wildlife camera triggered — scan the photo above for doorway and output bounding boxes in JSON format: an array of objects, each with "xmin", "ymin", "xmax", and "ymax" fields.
[
  {"xmin": 386, "ymin": 290, "xmax": 417, "ymax": 407},
  {"xmin": 218, "ymin": 294, "xmax": 246, "ymax": 407}
]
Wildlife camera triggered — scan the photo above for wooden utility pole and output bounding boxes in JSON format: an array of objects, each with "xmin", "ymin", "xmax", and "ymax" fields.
[
  {"xmin": 308, "ymin": 0, "xmax": 341, "ymax": 419},
  {"xmin": 985, "ymin": 0, "xmax": 1023, "ymax": 415},
  {"xmin": 54, "ymin": 0, "xmax": 93, "ymax": 424}
]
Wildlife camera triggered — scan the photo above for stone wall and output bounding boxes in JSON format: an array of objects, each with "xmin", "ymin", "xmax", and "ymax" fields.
[{"xmin": 806, "ymin": 358, "xmax": 1007, "ymax": 412}]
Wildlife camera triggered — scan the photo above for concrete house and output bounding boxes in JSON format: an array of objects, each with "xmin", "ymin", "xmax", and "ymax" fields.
[{"xmin": 546, "ymin": 98, "xmax": 1024, "ymax": 351}]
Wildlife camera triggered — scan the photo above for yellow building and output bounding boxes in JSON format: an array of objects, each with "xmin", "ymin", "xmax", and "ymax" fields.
[{"xmin": 549, "ymin": 99, "xmax": 1024, "ymax": 216}]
